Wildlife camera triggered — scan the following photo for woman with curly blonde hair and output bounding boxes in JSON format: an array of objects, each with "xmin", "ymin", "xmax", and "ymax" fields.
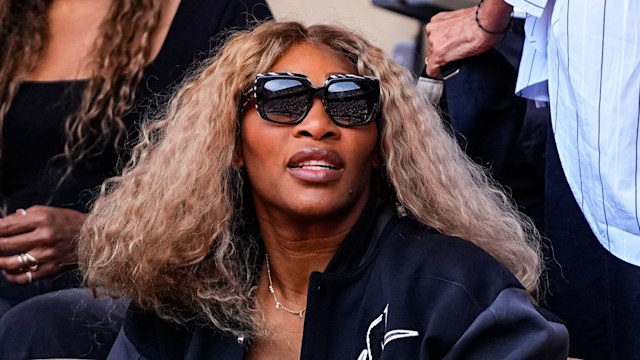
[
  {"xmin": 0, "ymin": 0, "xmax": 270, "ymax": 358},
  {"xmin": 81, "ymin": 21, "xmax": 568, "ymax": 359}
]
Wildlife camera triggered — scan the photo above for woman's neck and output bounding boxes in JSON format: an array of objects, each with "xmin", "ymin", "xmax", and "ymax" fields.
[
  {"xmin": 258, "ymin": 222, "xmax": 349, "ymax": 301},
  {"xmin": 248, "ymin": 193, "xmax": 371, "ymax": 359},
  {"xmin": 253, "ymin": 192, "xmax": 369, "ymax": 299},
  {"xmin": 248, "ymin": 224, "xmax": 351, "ymax": 360}
]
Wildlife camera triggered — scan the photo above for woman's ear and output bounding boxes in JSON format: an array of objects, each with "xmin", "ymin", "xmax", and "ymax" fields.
[
  {"xmin": 372, "ymin": 145, "xmax": 381, "ymax": 169},
  {"xmin": 234, "ymin": 152, "xmax": 244, "ymax": 168},
  {"xmin": 233, "ymin": 130, "xmax": 245, "ymax": 167},
  {"xmin": 372, "ymin": 155, "xmax": 380, "ymax": 169}
]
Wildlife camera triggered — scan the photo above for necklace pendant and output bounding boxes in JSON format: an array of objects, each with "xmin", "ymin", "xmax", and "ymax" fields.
[{"xmin": 266, "ymin": 254, "xmax": 306, "ymax": 319}]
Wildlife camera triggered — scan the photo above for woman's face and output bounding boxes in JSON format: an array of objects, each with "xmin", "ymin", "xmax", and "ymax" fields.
[{"xmin": 239, "ymin": 42, "xmax": 379, "ymax": 225}]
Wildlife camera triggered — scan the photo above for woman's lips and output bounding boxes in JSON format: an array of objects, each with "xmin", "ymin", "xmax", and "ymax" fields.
[{"xmin": 287, "ymin": 148, "xmax": 344, "ymax": 183}]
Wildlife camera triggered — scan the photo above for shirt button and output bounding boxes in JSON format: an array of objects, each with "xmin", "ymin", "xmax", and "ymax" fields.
[{"xmin": 317, "ymin": 285, "xmax": 326, "ymax": 297}]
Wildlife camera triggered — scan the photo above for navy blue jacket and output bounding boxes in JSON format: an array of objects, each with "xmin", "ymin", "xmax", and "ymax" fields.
[{"xmin": 109, "ymin": 199, "xmax": 569, "ymax": 359}]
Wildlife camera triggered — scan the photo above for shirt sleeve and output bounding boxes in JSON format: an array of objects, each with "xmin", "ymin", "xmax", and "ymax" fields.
[
  {"xmin": 504, "ymin": 0, "xmax": 549, "ymax": 18},
  {"xmin": 442, "ymin": 287, "xmax": 569, "ymax": 360},
  {"xmin": 512, "ymin": 3, "xmax": 553, "ymax": 102},
  {"xmin": 417, "ymin": 75, "xmax": 444, "ymax": 105}
]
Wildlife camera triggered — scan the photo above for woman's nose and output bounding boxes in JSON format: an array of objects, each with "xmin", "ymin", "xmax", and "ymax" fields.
[{"xmin": 293, "ymin": 98, "xmax": 340, "ymax": 140}]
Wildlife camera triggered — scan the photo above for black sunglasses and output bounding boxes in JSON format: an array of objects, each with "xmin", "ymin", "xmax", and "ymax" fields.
[{"xmin": 243, "ymin": 72, "xmax": 381, "ymax": 127}]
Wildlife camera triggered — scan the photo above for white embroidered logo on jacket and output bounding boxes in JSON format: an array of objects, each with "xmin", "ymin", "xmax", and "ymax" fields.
[{"xmin": 356, "ymin": 304, "xmax": 419, "ymax": 360}]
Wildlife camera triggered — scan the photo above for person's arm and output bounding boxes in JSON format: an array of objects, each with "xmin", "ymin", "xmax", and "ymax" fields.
[{"xmin": 424, "ymin": 0, "xmax": 512, "ymax": 77}]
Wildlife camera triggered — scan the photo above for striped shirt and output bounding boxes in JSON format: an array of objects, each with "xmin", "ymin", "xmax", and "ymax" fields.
[{"xmin": 506, "ymin": 0, "xmax": 640, "ymax": 266}]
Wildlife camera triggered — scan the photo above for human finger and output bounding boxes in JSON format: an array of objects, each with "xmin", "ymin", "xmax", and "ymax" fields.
[
  {"xmin": 0, "ymin": 229, "xmax": 46, "ymax": 254},
  {"xmin": 0, "ymin": 209, "xmax": 38, "ymax": 237},
  {"xmin": 2, "ymin": 261, "xmax": 60, "ymax": 285},
  {"xmin": 425, "ymin": 40, "xmax": 444, "ymax": 78},
  {"xmin": 0, "ymin": 250, "xmax": 43, "ymax": 272},
  {"xmin": 425, "ymin": 61, "xmax": 442, "ymax": 78},
  {"xmin": 425, "ymin": 21, "xmax": 454, "ymax": 74}
]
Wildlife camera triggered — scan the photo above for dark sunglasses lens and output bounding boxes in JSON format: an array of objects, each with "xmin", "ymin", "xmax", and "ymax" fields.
[
  {"xmin": 325, "ymin": 80, "xmax": 376, "ymax": 126},
  {"xmin": 259, "ymin": 78, "xmax": 309, "ymax": 123}
]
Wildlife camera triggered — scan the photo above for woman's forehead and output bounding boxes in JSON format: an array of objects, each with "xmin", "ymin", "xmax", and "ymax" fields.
[{"xmin": 267, "ymin": 42, "xmax": 357, "ymax": 86}]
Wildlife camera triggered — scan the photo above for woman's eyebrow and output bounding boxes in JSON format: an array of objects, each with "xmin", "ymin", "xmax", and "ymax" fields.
[{"xmin": 326, "ymin": 71, "xmax": 349, "ymax": 77}]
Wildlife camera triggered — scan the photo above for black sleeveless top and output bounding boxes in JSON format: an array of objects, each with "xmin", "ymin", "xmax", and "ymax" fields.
[{"xmin": 1, "ymin": 0, "xmax": 271, "ymax": 213}]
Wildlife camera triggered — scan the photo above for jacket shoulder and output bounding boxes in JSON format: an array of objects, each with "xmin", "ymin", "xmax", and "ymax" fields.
[{"xmin": 378, "ymin": 216, "xmax": 524, "ymax": 307}]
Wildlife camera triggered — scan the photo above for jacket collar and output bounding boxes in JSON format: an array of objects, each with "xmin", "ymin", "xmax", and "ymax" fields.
[{"xmin": 323, "ymin": 196, "xmax": 397, "ymax": 275}]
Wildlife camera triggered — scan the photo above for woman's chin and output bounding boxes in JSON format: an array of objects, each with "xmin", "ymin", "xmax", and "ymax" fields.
[{"xmin": 277, "ymin": 191, "xmax": 367, "ymax": 223}]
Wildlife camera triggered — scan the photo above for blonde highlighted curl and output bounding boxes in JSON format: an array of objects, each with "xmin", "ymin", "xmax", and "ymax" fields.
[{"xmin": 79, "ymin": 21, "xmax": 542, "ymax": 338}]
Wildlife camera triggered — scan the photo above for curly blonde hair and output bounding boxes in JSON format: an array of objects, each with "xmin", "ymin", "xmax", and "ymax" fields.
[{"xmin": 79, "ymin": 21, "xmax": 542, "ymax": 338}]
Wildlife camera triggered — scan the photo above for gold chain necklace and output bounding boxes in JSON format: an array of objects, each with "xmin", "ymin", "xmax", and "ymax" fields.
[{"xmin": 265, "ymin": 254, "xmax": 306, "ymax": 319}]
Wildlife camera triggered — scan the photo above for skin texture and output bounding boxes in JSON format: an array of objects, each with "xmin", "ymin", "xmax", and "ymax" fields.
[
  {"xmin": 241, "ymin": 42, "xmax": 379, "ymax": 360},
  {"xmin": 0, "ymin": 207, "xmax": 86, "ymax": 284},
  {"xmin": 240, "ymin": 59, "xmax": 379, "ymax": 228},
  {"xmin": 0, "ymin": 0, "xmax": 180, "ymax": 284},
  {"xmin": 27, "ymin": 0, "xmax": 178, "ymax": 81},
  {"xmin": 424, "ymin": 0, "xmax": 513, "ymax": 77}
]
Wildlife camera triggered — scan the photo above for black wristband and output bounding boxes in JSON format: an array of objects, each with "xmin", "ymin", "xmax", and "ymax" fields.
[{"xmin": 475, "ymin": 0, "xmax": 511, "ymax": 35}]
